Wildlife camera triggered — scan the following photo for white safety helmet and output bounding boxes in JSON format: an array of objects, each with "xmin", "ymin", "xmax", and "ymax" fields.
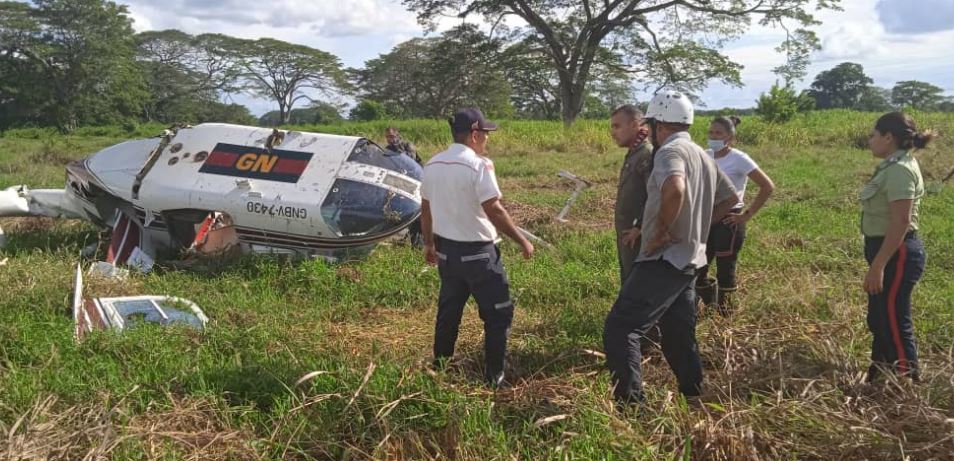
[{"xmin": 645, "ymin": 91, "xmax": 694, "ymax": 125}]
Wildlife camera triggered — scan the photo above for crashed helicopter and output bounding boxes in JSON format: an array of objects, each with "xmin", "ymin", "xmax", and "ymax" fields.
[{"xmin": 0, "ymin": 123, "xmax": 423, "ymax": 268}]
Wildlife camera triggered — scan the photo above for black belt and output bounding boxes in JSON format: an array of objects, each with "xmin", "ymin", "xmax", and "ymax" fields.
[
  {"xmin": 434, "ymin": 235, "xmax": 496, "ymax": 262},
  {"xmin": 434, "ymin": 235, "xmax": 495, "ymax": 246},
  {"xmin": 864, "ymin": 231, "xmax": 918, "ymax": 241}
]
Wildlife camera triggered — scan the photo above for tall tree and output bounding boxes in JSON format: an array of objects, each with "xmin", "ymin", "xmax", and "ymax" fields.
[
  {"xmin": 0, "ymin": 0, "xmax": 146, "ymax": 130},
  {"xmin": 403, "ymin": 0, "xmax": 839, "ymax": 126},
  {"xmin": 135, "ymin": 31, "xmax": 242, "ymax": 122},
  {"xmin": 500, "ymin": 38, "xmax": 562, "ymax": 119},
  {"xmin": 807, "ymin": 62, "xmax": 873, "ymax": 110},
  {"xmin": 259, "ymin": 102, "xmax": 344, "ymax": 126},
  {"xmin": 353, "ymin": 24, "xmax": 513, "ymax": 118},
  {"xmin": 229, "ymin": 38, "xmax": 347, "ymax": 125},
  {"xmin": 855, "ymin": 86, "xmax": 892, "ymax": 112},
  {"xmin": 0, "ymin": 1, "xmax": 43, "ymax": 127},
  {"xmin": 501, "ymin": 36, "xmax": 634, "ymax": 120},
  {"xmin": 891, "ymin": 80, "xmax": 947, "ymax": 111}
]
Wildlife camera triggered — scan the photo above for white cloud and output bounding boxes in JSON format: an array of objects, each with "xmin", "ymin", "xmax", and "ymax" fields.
[
  {"xmin": 123, "ymin": 0, "xmax": 419, "ymax": 37},
  {"xmin": 876, "ymin": 0, "xmax": 954, "ymax": 34},
  {"xmin": 698, "ymin": 0, "xmax": 954, "ymax": 107},
  {"xmin": 817, "ymin": 23, "xmax": 888, "ymax": 61}
]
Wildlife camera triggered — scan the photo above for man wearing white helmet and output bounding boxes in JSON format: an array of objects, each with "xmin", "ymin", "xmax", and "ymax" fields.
[{"xmin": 603, "ymin": 91, "xmax": 739, "ymax": 407}]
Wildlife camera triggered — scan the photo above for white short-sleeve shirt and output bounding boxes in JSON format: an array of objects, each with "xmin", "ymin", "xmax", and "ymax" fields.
[
  {"xmin": 707, "ymin": 148, "xmax": 758, "ymax": 205},
  {"xmin": 421, "ymin": 144, "xmax": 502, "ymax": 242}
]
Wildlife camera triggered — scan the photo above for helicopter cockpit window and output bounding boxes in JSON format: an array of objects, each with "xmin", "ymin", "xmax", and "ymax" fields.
[
  {"xmin": 320, "ymin": 179, "xmax": 420, "ymax": 239},
  {"xmin": 346, "ymin": 139, "xmax": 422, "ymax": 180}
]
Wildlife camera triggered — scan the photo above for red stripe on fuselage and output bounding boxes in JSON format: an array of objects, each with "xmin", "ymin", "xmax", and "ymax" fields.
[
  {"xmin": 205, "ymin": 151, "xmax": 239, "ymax": 167},
  {"xmin": 272, "ymin": 158, "xmax": 309, "ymax": 175}
]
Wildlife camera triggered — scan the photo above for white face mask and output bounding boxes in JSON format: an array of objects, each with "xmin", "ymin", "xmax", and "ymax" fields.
[{"xmin": 708, "ymin": 139, "xmax": 727, "ymax": 151}]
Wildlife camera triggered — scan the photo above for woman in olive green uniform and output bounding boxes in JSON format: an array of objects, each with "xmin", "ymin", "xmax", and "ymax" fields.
[{"xmin": 860, "ymin": 111, "xmax": 934, "ymax": 383}]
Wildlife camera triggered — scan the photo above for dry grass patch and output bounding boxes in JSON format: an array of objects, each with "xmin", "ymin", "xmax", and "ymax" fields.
[{"xmin": 1, "ymin": 394, "xmax": 259, "ymax": 461}]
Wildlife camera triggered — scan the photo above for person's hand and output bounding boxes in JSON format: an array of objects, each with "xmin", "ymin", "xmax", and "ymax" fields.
[
  {"xmin": 723, "ymin": 210, "xmax": 750, "ymax": 226},
  {"xmin": 621, "ymin": 227, "xmax": 641, "ymax": 249},
  {"xmin": 644, "ymin": 227, "xmax": 679, "ymax": 255},
  {"xmin": 424, "ymin": 244, "xmax": 438, "ymax": 266},
  {"xmin": 520, "ymin": 239, "xmax": 534, "ymax": 259},
  {"xmin": 864, "ymin": 265, "xmax": 884, "ymax": 295}
]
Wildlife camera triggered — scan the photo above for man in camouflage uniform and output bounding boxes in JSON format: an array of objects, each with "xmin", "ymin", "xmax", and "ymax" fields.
[
  {"xmin": 610, "ymin": 105, "xmax": 653, "ymax": 284},
  {"xmin": 609, "ymin": 105, "xmax": 660, "ymax": 353},
  {"xmin": 385, "ymin": 127, "xmax": 424, "ymax": 246},
  {"xmin": 385, "ymin": 127, "xmax": 422, "ymax": 164}
]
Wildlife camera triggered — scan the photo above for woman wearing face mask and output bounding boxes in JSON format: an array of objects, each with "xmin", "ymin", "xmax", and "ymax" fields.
[
  {"xmin": 860, "ymin": 112, "xmax": 933, "ymax": 383},
  {"xmin": 697, "ymin": 116, "xmax": 775, "ymax": 315}
]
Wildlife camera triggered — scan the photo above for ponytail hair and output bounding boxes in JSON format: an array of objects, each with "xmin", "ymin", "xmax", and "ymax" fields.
[
  {"xmin": 874, "ymin": 111, "xmax": 937, "ymax": 150},
  {"xmin": 912, "ymin": 130, "xmax": 936, "ymax": 149},
  {"xmin": 712, "ymin": 115, "xmax": 741, "ymax": 137}
]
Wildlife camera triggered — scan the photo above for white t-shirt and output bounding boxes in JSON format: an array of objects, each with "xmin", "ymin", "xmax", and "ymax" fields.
[
  {"xmin": 421, "ymin": 144, "xmax": 502, "ymax": 242},
  {"xmin": 707, "ymin": 148, "xmax": 758, "ymax": 205}
]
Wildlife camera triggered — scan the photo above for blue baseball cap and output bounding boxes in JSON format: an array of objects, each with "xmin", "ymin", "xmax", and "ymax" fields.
[{"xmin": 449, "ymin": 108, "xmax": 498, "ymax": 133}]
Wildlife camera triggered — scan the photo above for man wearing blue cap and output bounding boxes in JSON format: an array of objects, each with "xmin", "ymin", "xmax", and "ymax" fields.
[{"xmin": 420, "ymin": 108, "xmax": 534, "ymax": 388}]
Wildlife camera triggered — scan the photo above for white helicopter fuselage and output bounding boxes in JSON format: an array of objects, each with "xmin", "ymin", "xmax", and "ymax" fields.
[{"xmin": 1, "ymin": 123, "xmax": 423, "ymax": 259}]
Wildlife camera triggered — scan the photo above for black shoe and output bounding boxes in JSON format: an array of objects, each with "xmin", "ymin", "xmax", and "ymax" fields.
[
  {"xmin": 613, "ymin": 395, "xmax": 646, "ymax": 415},
  {"xmin": 485, "ymin": 371, "xmax": 509, "ymax": 390},
  {"xmin": 432, "ymin": 356, "xmax": 451, "ymax": 371},
  {"xmin": 717, "ymin": 285, "xmax": 737, "ymax": 316},
  {"xmin": 684, "ymin": 394, "xmax": 705, "ymax": 410}
]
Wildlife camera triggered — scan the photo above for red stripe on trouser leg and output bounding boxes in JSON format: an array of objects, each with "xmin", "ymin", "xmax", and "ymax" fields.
[{"xmin": 887, "ymin": 245, "xmax": 909, "ymax": 374}]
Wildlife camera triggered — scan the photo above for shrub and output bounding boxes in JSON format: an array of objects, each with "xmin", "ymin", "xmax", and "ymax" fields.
[{"xmin": 756, "ymin": 83, "xmax": 802, "ymax": 123}]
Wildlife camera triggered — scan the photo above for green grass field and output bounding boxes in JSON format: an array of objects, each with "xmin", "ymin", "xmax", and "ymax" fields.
[{"xmin": 1, "ymin": 111, "xmax": 953, "ymax": 460}]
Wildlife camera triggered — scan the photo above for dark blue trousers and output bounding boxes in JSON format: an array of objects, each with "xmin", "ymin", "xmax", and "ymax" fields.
[
  {"xmin": 603, "ymin": 259, "xmax": 702, "ymax": 402},
  {"xmin": 864, "ymin": 233, "xmax": 926, "ymax": 381},
  {"xmin": 433, "ymin": 236, "xmax": 513, "ymax": 381},
  {"xmin": 698, "ymin": 220, "xmax": 746, "ymax": 289}
]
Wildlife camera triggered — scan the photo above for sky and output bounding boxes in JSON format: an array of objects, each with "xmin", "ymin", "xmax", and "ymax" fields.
[{"xmin": 120, "ymin": 0, "xmax": 954, "ymax": 115}]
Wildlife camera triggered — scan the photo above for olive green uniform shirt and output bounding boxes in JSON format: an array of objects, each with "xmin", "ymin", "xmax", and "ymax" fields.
[
  {"xmin": 615, "ymin": 140, "xmax": 653, "ymax": 282},
  {"xmin": 615, "ymin": 140, "xmax": 654, "ymax": 233},
  {"xmin": 860, "ymin": 149, "xmax": 924, "ymax": 237}
]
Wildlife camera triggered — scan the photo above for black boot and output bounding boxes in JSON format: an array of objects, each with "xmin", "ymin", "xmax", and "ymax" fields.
[
  {"xmin": 485, "ymin": 370, "xmax": 509, "ymax": 390},
  {"xmin": 717, "ymin": 285, "xmax": 737, "ymax": 316},
  {"xmin": 695, "ymin": 277, "xmax": 718, "ymax": 314}
]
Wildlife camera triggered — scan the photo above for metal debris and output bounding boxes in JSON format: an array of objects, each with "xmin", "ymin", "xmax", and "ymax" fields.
[
  {"xmin": 555, "ymin": 170, "xmax": 592, "ymax": 222},
  {"xmin": 88, "ymin": 261, "xmax": 130, "ymax": 280},
  {"xmin": 189, "ymin": 212, "xmax": 239, "ymax": 255},
  {"xmin": 517, "ymin": 226, "xmax": 552, "ymax": 248},
  {"xmin": 73, "ymin": 264, "xmax": 208, "ymax": 339}
]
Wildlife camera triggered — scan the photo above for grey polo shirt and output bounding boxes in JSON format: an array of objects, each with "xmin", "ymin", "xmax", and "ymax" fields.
[{"xmin": 637, "ymin": 132, "xmax": 737, "ymax": 270}]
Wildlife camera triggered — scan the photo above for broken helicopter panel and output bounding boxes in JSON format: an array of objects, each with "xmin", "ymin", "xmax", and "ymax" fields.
[
  {"xmin": 0, "ymin": 124, "xmax": 423, "ymax": 263},
  {"xmin": 555, "ymin": 170, "xmax": 591, "ymax": 223},
  {"xmin": 73, "ymin": 264, "xmax": 208, "ymax": 339}
]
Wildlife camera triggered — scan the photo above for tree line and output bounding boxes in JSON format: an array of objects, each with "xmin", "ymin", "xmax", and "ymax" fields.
[
  {"xmin": 4, "ymin": 0, "xmax": 949, "ymax": 132},
  {"xmin": 754, "ymin": 62, "xmax": 954, "ymax": 123}
]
